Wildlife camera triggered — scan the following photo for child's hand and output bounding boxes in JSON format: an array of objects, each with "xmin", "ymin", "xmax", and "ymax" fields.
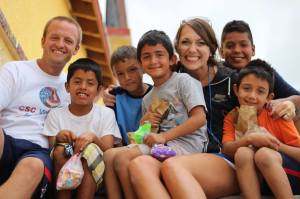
[
  {"xmin": 74, "ymin": 132, "xmax": 97, "ymax": 153},
  {"xmin": 141, "ymin": 109, "xmax": 161, "ymax": 128},
  {"xmin": 268, "ymin": 100, "xmax": 295, "ymax": 120},
  {"xmin": 103, "ymin": 84, "xmax": 116, "ymax": 107},
  {"xmin": 56, "ymin": 130, "xmax": 77, "ymax": 143},
  {"xmin": 247, "ymin": 132, "xmax": 280, "ymax": 150},
  {"xmin": 144, "ymin": 133, "xmax": 166, "ymax": 146}
]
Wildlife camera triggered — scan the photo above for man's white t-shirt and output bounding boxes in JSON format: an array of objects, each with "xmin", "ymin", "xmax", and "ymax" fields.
[{"xmin": 0, "ymin": 60, "xmax": 69, "ymax": 148}]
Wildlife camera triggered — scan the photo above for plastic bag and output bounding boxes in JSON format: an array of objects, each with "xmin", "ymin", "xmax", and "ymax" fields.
[
  {"xmin": 56, "ymin": 153, "xmax": 84, "ymax": 190},
  {"xmin": 151, "ymin": 144, "xmax": 176, "ymax": 161},
  {"xmin": 150, "ymin": 97, "xmax": 170, "ymax": 133},
  {"xmin": 128, "ymin": 122, "xmax": 151, "ymax": 144},
  {"xmin": 234, "ymin": 105, "xmax": 258, "ymax": 140}
]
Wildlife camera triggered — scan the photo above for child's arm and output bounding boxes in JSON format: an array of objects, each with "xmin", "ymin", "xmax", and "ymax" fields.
[
  {"xmin": 222, "ymin": 133, "xmax": 280, "ymax": 158},
  {"xmin": 274, "ymin": 117, "xmax": 300, "ymax": 162},
  {"xmin": 222, "ymin": 113, "xmax": 280, "ymax": 158},
  {"xmin": 56, "ymin": 130, "xmax": 77, "ymax": 143},
  {"xmin": 140, "ymin": 107, "xmax": 161, "ymax": 128},
  {"xmin": 144, "ymin": 106, "xmax": 206, "ymax": 146},
  {"xmin": 98, "ymin": 135, "xmax": 114, "ymax": 150},
  {"xmin": 279, "ymin": 143, "xmax": 300, "ymax": 162},
  {"xmin": 103, "ymin": 85, "xmax": 117, "ymax": 107},
  {"xmin": 48, "ymin": 136, "xmax": 56, "ymax": 149},
  {"xmin": 74, "ymin": 132, "xmax": 113, "ymax": 153},
  {"xmin": 90, "ymin": 134, "xmax": 114, "ymax": 151}
]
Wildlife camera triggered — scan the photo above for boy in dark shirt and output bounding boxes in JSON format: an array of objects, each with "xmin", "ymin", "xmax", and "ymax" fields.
[{"xmin": 220, "ymin": 20, "xmax": 300, "ymax": 130}]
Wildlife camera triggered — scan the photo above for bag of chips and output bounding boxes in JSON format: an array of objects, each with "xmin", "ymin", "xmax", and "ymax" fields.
[
  {"xmin": 234, "ymin": 105, "xmax": 258, "ymax": 140},
  {"xmin": 56, "ymin": 153, "xmax": 84, "ymax": 190},
  {"xmin": 150, "ymin": 97, "xmax": 170, "ymax": 133}
]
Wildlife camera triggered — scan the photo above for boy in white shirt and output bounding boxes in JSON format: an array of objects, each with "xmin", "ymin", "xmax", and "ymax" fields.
[{"xmin": 43, "ymin": 58, "xmax": 121, "ymax": 199}]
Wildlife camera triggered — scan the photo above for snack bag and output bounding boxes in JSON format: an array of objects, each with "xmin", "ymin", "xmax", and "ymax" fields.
[
  {"xmin": 234, "ymin": 105, "xmax": 258, "ymax": 140},
  {"xmin": 151, "ymin": 144, "xmax": 176, "ymax": 161},
  {"xmin": 56, "ymin": 153, "xmax": 84, "ymax": 190},
  {"xmin": 150, "ymin": 97, "xmax": 170, "ymax": 133},
  {"xmin": 128, "ymin": 122, "xmax": 151, "ymax": 144}
]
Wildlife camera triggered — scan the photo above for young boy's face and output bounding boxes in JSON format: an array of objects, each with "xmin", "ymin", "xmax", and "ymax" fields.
[
  {"xmin": 234, "ymin": 74, "xmax": 273, "ymax": 113},
  {"xmin": 113, "ymin": 58, "xmax": 144, "ymax": 95},
  {"xmin": 221, "ymin": 32, "xmax": 255, "ymax": 70},
  {"xmin": 140, "ymin": 44, "xmax": 175, "ymax": 85},
  {"xmin": 66, "ymin": 69, "xmax": 100, "ymax": 107}
]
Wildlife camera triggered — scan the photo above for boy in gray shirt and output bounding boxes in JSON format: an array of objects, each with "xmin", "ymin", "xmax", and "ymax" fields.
[{"xmin": 103, "ymin": 29, "xmax": 208, "ymax": 199}]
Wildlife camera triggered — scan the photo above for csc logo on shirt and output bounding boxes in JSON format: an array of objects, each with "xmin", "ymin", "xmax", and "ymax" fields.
[
  {"xmin": 19, "ymin": 106, "xmax": 36, "ymax": 113},
  {"xmin": 39, "ymin": 87, "xmax": 61, "ymax": 108}
]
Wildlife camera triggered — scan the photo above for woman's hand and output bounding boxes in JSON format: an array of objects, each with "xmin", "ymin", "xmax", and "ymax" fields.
[{"xmin": 268, "ymin": 99, "xmax": 296, "ymax": 120}]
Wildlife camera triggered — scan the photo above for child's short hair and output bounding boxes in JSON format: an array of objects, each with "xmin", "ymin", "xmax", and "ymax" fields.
[
  {"xmin": 67, "ymin": 58, "xmax": 102, "ymax": 87},
  {"xmin": 236, "ymin": 59, "xmax": 274, "ymax": 93},
  {"xmin": 174, "ymin": 18, "xmax": 218, "ymax": 66},
  {"xmin": 110, "ymin": 46, "xmax": 137, "ymax": 71},
  {"xmin": 221, "ymin": 20, "xmax": 254, "ymax": 45},
  {"xmin": 137, "ymin": 30, "xmax": 174, "ymax": 62}
]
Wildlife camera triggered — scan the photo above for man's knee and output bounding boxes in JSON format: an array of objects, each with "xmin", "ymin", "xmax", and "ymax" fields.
[{"xmin": 17, "ymin": 157, "xmax": 44, "ymax": 182}]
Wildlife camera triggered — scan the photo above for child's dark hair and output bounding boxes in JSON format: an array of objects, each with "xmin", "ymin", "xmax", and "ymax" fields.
[
  {"xmin": 221, "ymin": 20, "xmax": 254, "ymax": 45},
  {"xmin": 67, "ymin": 58, "xmax": 102, "ymax": 87},
  {"xmin": 236, "ymin": 59, "xmax": 274, "ymax": 93},
  {"xmin": 110, "ymin": 46, "xmax": 137, "ymax": 70},
  {"xmin": 137, "ymin": 30, "xmax": 174, "ymax": 62}
]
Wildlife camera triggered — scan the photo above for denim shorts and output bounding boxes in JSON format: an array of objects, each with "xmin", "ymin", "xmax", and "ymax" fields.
[
  {"xmin": 213, "ymin": 152, "xmax": 235, "ymax": 168},
  {"xmin": 0, "ymin": 132, "xmax": 52, "ymax": 199}
]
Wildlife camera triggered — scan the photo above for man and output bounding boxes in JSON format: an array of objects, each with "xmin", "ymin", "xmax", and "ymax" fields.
[{"xmin": 0, "ymin": 16, "xmax": 81, "ymax": 198}]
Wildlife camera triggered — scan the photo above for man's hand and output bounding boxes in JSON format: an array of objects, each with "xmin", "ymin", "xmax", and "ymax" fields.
[
  {"xmin": 74, "ymin": 132, "xmax": 97, "ymax": 153},
  {"xmin": 268, "ymin": 100, "xmax": 296, "ymax": 120},
  {"xmin": 103, "ymin": 84, "xmax": 116, "ymax": 107},
  {"xmin": 56, "ymin": 130, "xmax": 77, "ymax": 143}
]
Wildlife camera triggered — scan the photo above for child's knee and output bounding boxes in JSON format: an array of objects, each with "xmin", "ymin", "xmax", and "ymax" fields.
[
  {"xmin": 53, "ymin": 146, "xmax": 67, "ymax": 167},
  {"xmin": 254, "ymin": 147, "xmax": 281, "ymax": 168},
  {"xmin": 114, "ymin": 148, "xmax": 140, "ymax": 171},
  {"xmin": 129, "ymin": 155, "xmax": 151, "ymax": 174},
  {"xmin": 234, "ymin": 147, "xmax": 254, "ymax": 168},
  {"xmin": 161, "ymin": 156, "xmax": 179, "ymax": 175},
  {"xmin": 113, "ymin": 151, "xmax": 131, "ymax": 172},
  {"xmin": 103, "ymin": 147, "xmax": 117, "ymax": 164}
]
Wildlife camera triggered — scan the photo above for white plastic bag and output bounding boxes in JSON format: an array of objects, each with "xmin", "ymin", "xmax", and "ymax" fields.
[{"xmin": 56, "ymin": 153, "xmax": 84, "ymax": 190}]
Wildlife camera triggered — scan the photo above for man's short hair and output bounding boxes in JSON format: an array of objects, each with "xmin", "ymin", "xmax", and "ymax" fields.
[{"xmin": 42, "ymin": 16, "xmax": 82, "ymax": 46}]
